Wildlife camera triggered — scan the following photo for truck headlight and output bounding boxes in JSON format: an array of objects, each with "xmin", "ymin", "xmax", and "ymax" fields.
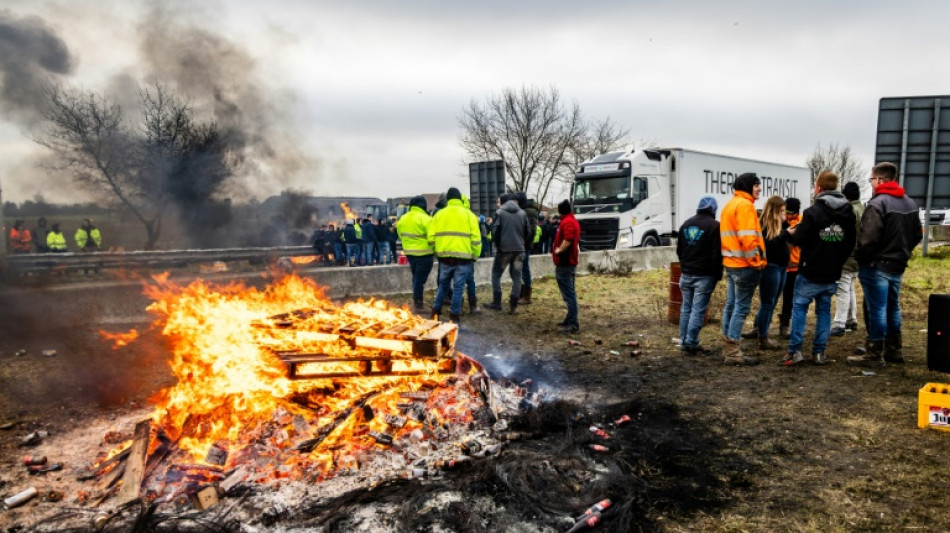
[{"xmin": 617, "ymin": 231, "xmax": 630, "ymax": 248}]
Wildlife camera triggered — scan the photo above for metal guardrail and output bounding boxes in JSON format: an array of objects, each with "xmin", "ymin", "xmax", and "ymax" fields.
[{"xmin": 5, "ymin": 246, "xmax": 318, "ymax": 273}]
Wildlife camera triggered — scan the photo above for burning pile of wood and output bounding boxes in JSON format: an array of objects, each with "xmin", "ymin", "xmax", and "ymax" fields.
[{"xmin": 21, "ymin": 274, "xmax": 546, "ymax": 528}]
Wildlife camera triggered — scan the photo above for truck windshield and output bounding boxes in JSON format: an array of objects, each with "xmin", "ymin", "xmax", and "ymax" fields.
[{"xmin": 573, "ymin": 177, "xmax": 631, "ymax": 205}]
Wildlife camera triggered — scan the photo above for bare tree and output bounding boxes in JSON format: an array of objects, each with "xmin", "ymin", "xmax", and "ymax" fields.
[
  {"xmin": 806, "ymin": 142, "xmax": 865, "ymax": 192},
  {"xmin": 459, "ymin": 85, "xmax": 628, "ymax": 207},
  {"xmin": 38, "ymin": 84, "xmax": 233, "ymax": 249}
]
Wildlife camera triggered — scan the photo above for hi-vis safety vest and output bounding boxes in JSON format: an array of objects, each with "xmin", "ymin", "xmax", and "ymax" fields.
[
  {"xmin": 47, "ymin": 231, "xmax": 67, "ymax": 252},
  {"xmin": 533, "ymin": 225, "xmax": 541, "ymax": 244},
  {"xmin": 720, "ymin": 191, "xmax": 766, "ymax": 269},
  {"xmin": 785, "ymin": 214, "xmax": 802, "ymax": 272},
  {"xmin": 397, "ymin": 206, "xmax": 434, "ymax": 256},
  {"xmin": 427, "ymin": 199, "xmax": 482, "ymax": 260}
]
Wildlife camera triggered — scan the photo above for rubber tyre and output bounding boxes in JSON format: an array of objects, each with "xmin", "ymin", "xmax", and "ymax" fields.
[{"xmin": 642, "ymin": 235, "xmax": 660, "ymax": 247}]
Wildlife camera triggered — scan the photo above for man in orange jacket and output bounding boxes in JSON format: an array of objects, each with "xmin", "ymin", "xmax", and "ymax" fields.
[
  {"xmin": 9, "ymin": 220, "xmax": 32, "ymax": 253},
  {"xmin": 720, "ymin": 173, "xmax": 765, "ymax": 365}
]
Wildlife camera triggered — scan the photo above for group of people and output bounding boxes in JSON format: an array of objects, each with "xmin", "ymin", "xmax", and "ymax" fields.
[
  {"xmin": 677, "ymin": 162, "xmax": 922, "ymax": 368},
  {"xmin": 7, "ymin": 217, "xmax": 101, "ymax": 254},
  {"xmin": 309, "ymin": 216, "xmax": 398, "ymax": 267},
  {"xmin": 395, "ymin": 187, "xmax": 580, "ymax": 330}
]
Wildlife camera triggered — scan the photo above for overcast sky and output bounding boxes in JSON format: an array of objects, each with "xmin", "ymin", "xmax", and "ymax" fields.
[{"xmin": 1, "ymin": 0, "xmax": 948, "ymax": 204}]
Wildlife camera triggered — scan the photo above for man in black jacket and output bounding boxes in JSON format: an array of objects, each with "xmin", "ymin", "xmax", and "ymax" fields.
[
  {"xmin": 779, "ymin": 171, "xmax": 856, "ymax": 366},
  {"xmin": 848, "ymin": 162, "xmax": 923, "ymax": 367},
  {"xmin": 676, "ymin": 196, "xmax": 723, "ymax": 355}
]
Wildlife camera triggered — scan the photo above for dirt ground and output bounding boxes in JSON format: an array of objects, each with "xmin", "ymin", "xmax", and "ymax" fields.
[{"xmin": 1, "ymin": 247, "xmax": 950, "ymax": 531}]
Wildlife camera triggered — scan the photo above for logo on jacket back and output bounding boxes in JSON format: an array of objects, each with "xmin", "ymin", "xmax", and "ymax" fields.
[
  {"xmin": 683, "ymin": 225, "xmax": 705, "ymax": 245},
  {"xmin": 819, "ymin": 223, "xmax": 844, "ymax": 242}
]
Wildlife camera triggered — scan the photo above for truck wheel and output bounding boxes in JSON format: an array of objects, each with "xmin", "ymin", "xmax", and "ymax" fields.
[{"xmin": 642, "ymin": 235, "xmax": 660, "ymax": 247}]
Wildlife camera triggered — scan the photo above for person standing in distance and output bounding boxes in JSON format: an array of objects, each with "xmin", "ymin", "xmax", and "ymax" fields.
[{"xmin": 552, "ymin": 199, "xmax": 581, "ymax": 333}]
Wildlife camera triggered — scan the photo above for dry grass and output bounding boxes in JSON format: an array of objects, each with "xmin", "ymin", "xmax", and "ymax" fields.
[{"xmin": 461, "ymin": 246, "xmax": 950, "ymax": 531}]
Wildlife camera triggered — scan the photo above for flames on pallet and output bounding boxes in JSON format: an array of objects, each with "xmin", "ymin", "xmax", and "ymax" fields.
[{"xmin": 89, "ymin": 274, "xmax": 496, "ymax": 507}]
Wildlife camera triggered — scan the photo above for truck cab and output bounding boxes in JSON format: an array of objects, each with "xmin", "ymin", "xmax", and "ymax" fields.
[{"xmin": 572, "ymin": 149, "xmax": 670, "ymax": 250}]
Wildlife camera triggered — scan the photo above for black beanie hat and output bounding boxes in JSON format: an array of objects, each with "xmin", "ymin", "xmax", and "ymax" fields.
[
  {"xmin": 733, "ymin": 173, "xmax": 760, "ymax": 194},
  {"xmin": 410, "ymin": 195, "xmax": 427, "ymax": 210},
  {"xmin": 785, "ymin": 197, "xmax": 801, "ymax": 214},
  {"xmin": 557, "ymin": 199, "xmax": 572, "ymax": 216},
  {"xmin": 515, "ymin": 192, "xmax": 527, "ymax": 208},
  {"xmin": 842, "ymin": 182, "xmax": 860, "ymax": 201},
  {"xmin": 446, "ymin": 187, "xmax": 462, "ymax": 201}
]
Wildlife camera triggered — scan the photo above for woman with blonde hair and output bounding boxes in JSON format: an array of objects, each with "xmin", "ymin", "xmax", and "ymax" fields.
[{"xmin": 742, "ymin": 196, "xmax": 790, "ymax": 349}]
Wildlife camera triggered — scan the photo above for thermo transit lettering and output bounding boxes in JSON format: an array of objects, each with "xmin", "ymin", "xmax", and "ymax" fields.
[{"xmin": 704, "ymin": 170, "xmax": 799, "ymax": 197}]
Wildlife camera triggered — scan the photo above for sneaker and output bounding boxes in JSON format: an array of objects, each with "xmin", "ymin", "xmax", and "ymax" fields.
[
  {"xmin": 486, "ymin": 302, "xmax": 503, "ymax": 311},
  {"xmin": 557, "ymin": 324, "xmax": 579, "ymax": 334},
  {"xmin": 683, "ymin": 345, "xmax": 709, "ymax": 356},
  {"xmin": 777, "ymin": 351, "xmax": 806, "ymax": 366},
  {"xmin": 813, "ymin": 352, "xmax": 828, "ymax": 366},
  {"xmin": 829, "ymin": 327, "xmax": 846, "ymax": 337},
  {"xmin": 846, "ymin": 320, "xmax": 859, "ymax": 331}
]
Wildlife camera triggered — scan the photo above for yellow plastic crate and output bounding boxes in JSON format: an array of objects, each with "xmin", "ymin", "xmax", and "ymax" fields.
[{"xmin": 918, "ymin": 383, "xmax": 950, "ymax": 431}]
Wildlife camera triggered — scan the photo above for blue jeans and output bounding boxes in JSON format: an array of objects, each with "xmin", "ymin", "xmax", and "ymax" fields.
[
  {"xmin": 556, "ymin": 265, "xmax": 578, "ymax": 327},
  {"xmin": 787, "ymin": 275, "xmax": 837, "ymax": 354},
  {"xmin": 754, "ymin": 264, "xmax": 787, "ymax": 337},
  {"xmin": 377, "ymin": 241, "xmax": 391, "ymax": 264},
  {"xmin": 858, "ymin": 264, "xmax": 904, "ymax": 341},
  {"xmin": 466, "ymin": 264, "xmax": 477, "ymax": 303},
  {"xmin": 346, "ymin": 243, "xmax": 360, "ymax": 266},
  {"xmin": 721, "ymin": 267, "xmax": 762, "ymax": 340},
  {"xmin": 362, "ymin": 243, "xmax": 375, "ymax": 265},
  {"xmin": 407, "ymin": 254, "xmax": 434, "ymax": 303},
  {"xmin": 434, "ymin": 262, "xmax": 473, "ymax": 317},
  {"xmin": 679, "ymin": 273, "xmax": 717, "ymax": 349},
  {"xmin": 521, "ymin": 249, "xmax": 532, "ymax": 289},
  {"xmin": 334, "ymin": 242, "xmax": 344, "ymax": 265}
]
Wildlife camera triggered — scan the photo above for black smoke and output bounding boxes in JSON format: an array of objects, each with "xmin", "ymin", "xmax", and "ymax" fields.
[{"xmin": 0, "ymin": 10, "xmax": 75, "ymax": 126}]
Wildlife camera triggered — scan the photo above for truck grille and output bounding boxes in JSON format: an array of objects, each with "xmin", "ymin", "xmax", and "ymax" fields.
[{"xmin": 578, "ymin": 218, "xmax": 619, "ymax": 251}]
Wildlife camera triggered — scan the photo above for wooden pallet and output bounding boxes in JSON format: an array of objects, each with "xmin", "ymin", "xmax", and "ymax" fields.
[{"xmin": 266, "ymin": 317, "xmax": 458, "ymax": 380}]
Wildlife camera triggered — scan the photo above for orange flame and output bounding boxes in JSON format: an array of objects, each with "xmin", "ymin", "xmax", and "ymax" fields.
[
  {"xmin": 340, "ymin": 202, "xmax": 356, "ymax": 221},
  {"xmin": 289, "ymin": 256, "xmax": 317, "ymax": 265},
  {"xmin": 99, "ymin": 329, "xmax": 140, "ymax": 349},
  {"xmin": 142, "ymin": 273, "xmax": 460, "ymax": 469}
]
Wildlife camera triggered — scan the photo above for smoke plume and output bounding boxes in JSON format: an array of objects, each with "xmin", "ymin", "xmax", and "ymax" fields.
[{"xmin": 0, "ymin": 10, "xmax": 75, "ymax": 127}]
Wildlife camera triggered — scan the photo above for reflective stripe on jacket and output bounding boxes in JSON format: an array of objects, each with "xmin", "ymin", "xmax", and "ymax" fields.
[
  {"xmin": 720, "ymin": 191, "xmax": 766, "ymax": 269},
  {"xmin": 396, "ymin": 206, "xmax": 434, "ymax": 256},
  {"xmin": 427, "ymin": 199, "xmax": 482, "ymax": 260},
  {"xmin": 785, "ymin": 214, "xmax": 801, "ymax": 272}
]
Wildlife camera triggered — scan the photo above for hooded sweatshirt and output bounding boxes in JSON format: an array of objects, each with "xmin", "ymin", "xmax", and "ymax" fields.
[
  {"xmin": 785, "ymin": 190, "xmax": 856, "ymax": 284},
  {"xmin": 855, "ymin": 181, "xmax": 922, "ymax": 274},
  {"xmin": 491, "ymin": 199, "xmax": 531, "ymax": 253}
]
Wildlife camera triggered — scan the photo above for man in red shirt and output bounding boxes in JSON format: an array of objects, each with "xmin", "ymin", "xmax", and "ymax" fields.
[{"xmin": 552, "ymin": 199, "xmax": 580, "ymax": 333}]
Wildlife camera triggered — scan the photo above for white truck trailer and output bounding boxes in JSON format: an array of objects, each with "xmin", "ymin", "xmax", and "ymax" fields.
[{"xmin": 572, "ymin": 147, "xmax": 812, "ymax": 250}]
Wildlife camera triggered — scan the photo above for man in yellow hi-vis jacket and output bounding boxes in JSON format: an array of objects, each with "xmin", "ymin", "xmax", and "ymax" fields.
[{"xmin": 427, "ymin": 187, "xmax": 482, "ymax": 323}]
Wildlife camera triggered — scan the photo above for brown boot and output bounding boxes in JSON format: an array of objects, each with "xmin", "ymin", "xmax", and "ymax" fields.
[
  {"xmin": 519, "ymin": 285, "xmax": 533, "ymax": 305},
  {"xmin": 723, "ymin": 337, "xmax": 760, "ymax": 366},
  {"xmin": 847, "ymin": 339, "xmax": 885, "ymax": 367},
  {"xmin": 778, "ymin": 316, "xmax": 790, "ymax": 338},
  {"xmin": 758, "ymin": 336, "xmax": 781, "ymax": 351},
  {"xmin": 741, "ymin": 327, "xmax": 759, "ymax": 339},
  {"xmin": 884, "ymin": 332, "xmax": 904, "ymax": 363}
]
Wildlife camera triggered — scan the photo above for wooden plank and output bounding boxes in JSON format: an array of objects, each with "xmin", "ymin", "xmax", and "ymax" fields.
[
  {"xmin": 378, "ymin": 324, "xmax": 409, "ymax": 336},
  {"xmin": 116, "ymin": 420, "xmax": 150, "ymax": 505},
  {"xmin": 355, "ymin": 336, "xmax": 413, "ymax": 353},
  {"xmin": 398, "ymin": 321, "xmax": 439, "ymax": 340},
  {"xmin": 419, "ymin": 323, "xmax": 457, "ymax": 342}
]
